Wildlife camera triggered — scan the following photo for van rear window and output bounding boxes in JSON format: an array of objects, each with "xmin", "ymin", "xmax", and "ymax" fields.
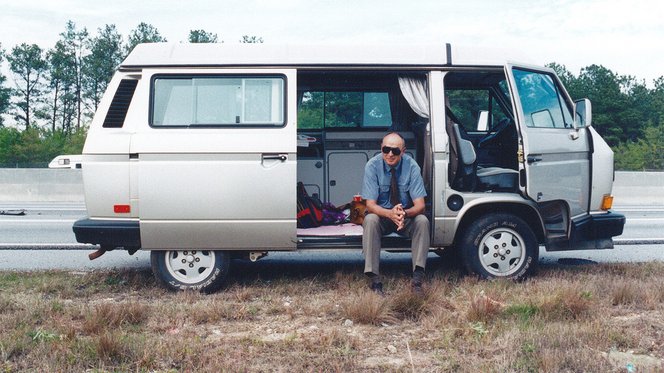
[{"xmin": 151, "ymin": 75, "xmax": 285, "ymax": 127}]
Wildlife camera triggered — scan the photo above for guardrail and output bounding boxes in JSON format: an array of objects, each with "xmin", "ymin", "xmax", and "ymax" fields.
[
  {"xmin": 612, "ymin": 171, "xmax": 664, "ymax": 206},
  {"xmin": 0, "ymin": 169, "xmax": 84, "ymax": 202},
  {"xmin": 0, "ymin": 169, "xmax": 662, "ymax": 205}
]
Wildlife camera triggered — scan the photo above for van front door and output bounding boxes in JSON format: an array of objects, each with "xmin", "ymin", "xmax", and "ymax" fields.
[
  {"xmin": 131, "ymin": 69, "xmax": 297, "ymax": 250},
  {"xmin": 506, "ymin": 64, "xmax": 590, "ymax": 220}
]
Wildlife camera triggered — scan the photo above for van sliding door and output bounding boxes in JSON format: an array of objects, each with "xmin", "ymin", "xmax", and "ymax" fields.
[{"xmin": 131, "ymin": 69, "xmax": 297, "ymax": 250}]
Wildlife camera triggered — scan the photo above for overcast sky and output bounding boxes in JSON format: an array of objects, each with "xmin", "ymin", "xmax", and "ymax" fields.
[{"xmin": 0, "ymin": 0, "xmax": 663, "ymax": 85}]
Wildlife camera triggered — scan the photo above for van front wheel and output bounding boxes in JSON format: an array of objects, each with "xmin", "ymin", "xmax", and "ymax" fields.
[
  {"xmin": 151, "ymin": 250, "xmax": 230, "ymax": 293},
  {"xmin": 460, "ymin": 213, "xmax": 538, "ymax": 280}
]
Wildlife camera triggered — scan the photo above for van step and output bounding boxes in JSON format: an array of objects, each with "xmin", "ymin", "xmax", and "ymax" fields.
[{"xmin": 297, "ymin": 235, "xmax": 411, "ymax": 250}]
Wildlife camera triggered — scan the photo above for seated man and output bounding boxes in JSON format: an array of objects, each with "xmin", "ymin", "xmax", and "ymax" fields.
[{"xmin": 361, "ymin": 132, "xmax": 430, "ymax": 294}]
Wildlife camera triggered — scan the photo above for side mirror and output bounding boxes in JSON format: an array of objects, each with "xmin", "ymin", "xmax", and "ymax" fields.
[
  {"xmin": 476, "ymin": 110, "xmax": 489, "ymax": 131},
  {"xmin": 573, "ymin": 98, "xmax": 592, "ymax": 128}
]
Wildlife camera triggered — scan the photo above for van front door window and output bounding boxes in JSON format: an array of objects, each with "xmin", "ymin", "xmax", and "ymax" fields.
[{"xmin": 512, "ymin": 69, "xmax": 573, "ymax": 128}]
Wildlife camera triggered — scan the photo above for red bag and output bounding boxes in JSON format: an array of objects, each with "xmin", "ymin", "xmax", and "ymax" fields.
[{"xmin": 297, "ymin": 182, "xmax": 323, "ymax": 228}]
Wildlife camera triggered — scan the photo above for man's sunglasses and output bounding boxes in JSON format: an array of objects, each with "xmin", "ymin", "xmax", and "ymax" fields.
[{"xmin": 381, "ymin": 146, "xmax": 402, "ymax": 156}]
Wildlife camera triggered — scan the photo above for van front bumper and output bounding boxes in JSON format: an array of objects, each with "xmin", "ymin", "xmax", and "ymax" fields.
[
  {"xmin": 73, "ymin": 218, "xmax": 141, "ymax": 248},
  {"xmin": 546, "ymin": 211, "xmax": 626, "ymax": 251},
  {"xmin": 585, "ymin": 211, "xmax": 626, "ymax": 239}
]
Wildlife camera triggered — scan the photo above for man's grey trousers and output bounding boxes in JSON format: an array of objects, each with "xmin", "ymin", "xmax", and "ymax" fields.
[{"xmin": 362, "ymin": 213, "xmax": 430, "ymax": 275}]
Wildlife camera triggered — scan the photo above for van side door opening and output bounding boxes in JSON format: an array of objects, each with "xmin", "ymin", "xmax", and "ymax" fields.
[
  {"xmin": 443, "ymin": 70, "xmax": 521, "ymax": 193},
  {"xmin": 295, "ymin": 70, "xmax": 433, "ymax": 246}
]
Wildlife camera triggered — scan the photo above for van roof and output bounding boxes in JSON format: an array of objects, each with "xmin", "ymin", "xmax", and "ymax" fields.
[{"xmin": 120, "ymin": 43, "xmax": 531, "ymax": 69}]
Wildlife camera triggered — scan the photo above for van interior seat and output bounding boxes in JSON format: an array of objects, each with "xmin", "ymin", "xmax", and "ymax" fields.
[{"xmin": 451, "ymin": 123, "xmax": 518, "ymax": 192}]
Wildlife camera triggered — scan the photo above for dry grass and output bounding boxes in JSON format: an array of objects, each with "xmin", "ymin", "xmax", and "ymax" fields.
[
  {"xmin": 1, "ymin": 263, "xmax": 664, "ymax": 371},
  {"xmin": 341, "ymin": 291, "xmax": 396, "ymax": 325}
]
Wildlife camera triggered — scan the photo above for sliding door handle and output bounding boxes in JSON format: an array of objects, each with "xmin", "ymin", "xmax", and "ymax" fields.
[{"xmin": 262, "ymin": 153, "xmax": 288, "ymax": 162}]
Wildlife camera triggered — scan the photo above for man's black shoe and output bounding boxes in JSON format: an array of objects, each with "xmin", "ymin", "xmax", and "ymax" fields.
[
  {"xmin": 370, "ymin": 282, "xmax": 384, "ymax": 296},
  {"xmin": 411, "ymin": 281, "xmax": 424, "ymax": 296},
  {"xmin": 412, "ymin": 267, "xmax": 425, "ymax": 295}
]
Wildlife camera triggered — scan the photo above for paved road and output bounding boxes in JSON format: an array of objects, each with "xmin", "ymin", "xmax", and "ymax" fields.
[{"xmin": 0, "ymin": 202, "xmax": 663, "ymax": 271}]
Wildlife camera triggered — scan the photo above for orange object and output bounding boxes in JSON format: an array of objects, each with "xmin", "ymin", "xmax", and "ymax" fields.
[{"xmin": 600, "ymin": 195, "xmax": 614, "ymax": 211}]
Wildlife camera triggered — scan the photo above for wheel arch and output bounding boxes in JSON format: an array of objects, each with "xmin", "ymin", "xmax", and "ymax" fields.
[{"xmin": 454, "ymin": 201, "xmax": 546, "ymax": 245}]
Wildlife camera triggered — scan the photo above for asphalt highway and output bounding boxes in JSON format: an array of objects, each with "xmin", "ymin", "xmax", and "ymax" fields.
[{"xmin": 0, "ymin": 202, "xmax": 663, "ymax": 271}]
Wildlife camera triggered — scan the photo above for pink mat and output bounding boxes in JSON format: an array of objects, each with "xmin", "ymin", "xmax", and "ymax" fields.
[{"xmin": 297, "ymin": 223, "xmax": 364, "ymax": 236}]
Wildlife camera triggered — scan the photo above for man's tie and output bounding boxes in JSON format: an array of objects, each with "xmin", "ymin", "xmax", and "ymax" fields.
[{"xmin": 390, "ymin": 167, "xmax": 399, "ymax": 206}]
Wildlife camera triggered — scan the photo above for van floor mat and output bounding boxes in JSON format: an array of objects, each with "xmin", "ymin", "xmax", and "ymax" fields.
[{"xmin": 297, "ymin": 223, "xmax": 363, "ymax": 236}]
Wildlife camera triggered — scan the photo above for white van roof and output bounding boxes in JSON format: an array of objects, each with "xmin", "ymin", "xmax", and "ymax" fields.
[{"xmin": 121, "ymin": 43, "xmax": 529, "ymax": 69}]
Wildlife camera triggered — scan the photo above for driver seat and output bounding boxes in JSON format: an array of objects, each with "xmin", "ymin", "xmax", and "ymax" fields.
[{"xmin": 450, "ymin": 123, "xmax": 519, "ymax": 192}]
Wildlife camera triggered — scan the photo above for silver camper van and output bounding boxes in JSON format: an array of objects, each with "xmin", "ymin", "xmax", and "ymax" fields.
[{"xmin": 73, "ymin": 43, "xmax": 625, "ymax": 292}]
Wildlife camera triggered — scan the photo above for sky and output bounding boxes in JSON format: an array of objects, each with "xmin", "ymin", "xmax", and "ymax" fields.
[{"xmin": 0, "ymin": 0, "xmax": 663, "ymax": 85}]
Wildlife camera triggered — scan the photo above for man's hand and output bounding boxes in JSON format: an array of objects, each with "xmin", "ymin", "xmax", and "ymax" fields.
[
  {"xmin": 366, "ymin": 200, "xmax": 415, "ymax": 231},
  {"xmin": 392, "ymin": 204, "xmax": 406, "ymax": 231}
]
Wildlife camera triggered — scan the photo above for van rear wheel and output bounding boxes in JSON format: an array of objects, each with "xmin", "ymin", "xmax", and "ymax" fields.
[
  {"xmin": 151, "ymin": 250, "xmax": 230, "ymax": 293},
  {"xmin": 460, "ymin": 213, "xmax": 538, "ymax": 280}
]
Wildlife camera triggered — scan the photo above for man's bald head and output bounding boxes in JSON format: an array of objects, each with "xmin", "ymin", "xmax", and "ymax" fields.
[{"xmin": 381, "ymin": 132, "xmax": 406, "ymax": 167}]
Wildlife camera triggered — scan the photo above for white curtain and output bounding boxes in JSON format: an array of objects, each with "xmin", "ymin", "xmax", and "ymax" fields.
[
  {"xmin": 398, "ymin": 76, "xmax": 429, "ymax": 119},
  {"xmin": 398, "ymin": 76, "xmax": 432, "ymax": 190}
]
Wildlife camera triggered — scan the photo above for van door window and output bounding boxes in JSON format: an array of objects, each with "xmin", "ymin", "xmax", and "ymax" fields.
[
  {"xmin": 447, "ymin": 89, "xmax": 510, "ymax": 134},
  {"xmin": 512, "ymin": 69, "xmax": 573, "ymax": 128},
  {"xmin": 151, "ymin": 76, "xmax": 285, "ymax": 127},
  {"xmin": 444, "ymin": 71, "xmax": 517, "ymax": 170}
]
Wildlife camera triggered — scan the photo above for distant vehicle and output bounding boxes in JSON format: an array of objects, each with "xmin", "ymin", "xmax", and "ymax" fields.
[
  {"xmin": 73, "ymin": 43, "xmax": 625, "ymax": 292},
  {"xmin": 48, "ymin": 155, "xmax": 82, "ymax": 169}
]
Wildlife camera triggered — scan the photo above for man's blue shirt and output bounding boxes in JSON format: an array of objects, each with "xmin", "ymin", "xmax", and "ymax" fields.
[{"xmin": 361, "ymin": 154, "xmax": 427, "ymax": 209}]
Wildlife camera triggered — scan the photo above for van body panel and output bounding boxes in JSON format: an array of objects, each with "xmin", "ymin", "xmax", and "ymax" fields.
[
  {"xmin": 130, "ymin": 68, "xmax": 297, "ymax": 250},
  {"xmin": 434, "ymin": 193, "xmax": 544, "ymax": 247},
  {"xmin": 588, "ymin": 126, "xmax": 615, "ymax": 211},
  {"xmin": 505, "ymin": 64, "xmax": 591, "ymax": 218},
  {"xmin": 82, "ymin": 153, "xmax": 132, "ymax": 218},
  {"xmin": 140, "ymin": 220, "xmax": 294, "ymax": 250},
  {"xmin": 431, "ymin": 71, "xmax": 448, "ymax": 153},
  {"xmin": 122, "ymin": 44, "xmax": 452, "ymax": 69}
]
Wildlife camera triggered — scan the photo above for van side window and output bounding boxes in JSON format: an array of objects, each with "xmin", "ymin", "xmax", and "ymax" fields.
[
  {"xmin": 512, "ymin": 69, "xmax": 573, "ymax": 128},
  {"xmin": 297, "ymin": 91, "xmax": 392, "ymax": 129},
  {"xmin": 150, "ymin": 76, "xmax": 285, "ymax": 127}
]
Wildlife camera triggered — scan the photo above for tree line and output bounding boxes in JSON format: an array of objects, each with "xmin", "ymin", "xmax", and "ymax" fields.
[
  {"xmin": 549, "ymin": 63, "xmax": 664, "ymax": 170},
  {"xmin": 0, "ymin": 22, "xmax": 661, "ymax": 170},
  {"xmin": 0, "ymin": 21, "xmax": 261, "ymax": 167}
]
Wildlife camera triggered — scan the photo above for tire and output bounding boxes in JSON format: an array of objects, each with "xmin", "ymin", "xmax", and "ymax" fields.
[
  {"xmin": 459, "ymin": 213, "xmax": 538, "ymax": 280},
  {"xmin": 151, "ymin": 250, "xmax": 230, "ymax": 293}
]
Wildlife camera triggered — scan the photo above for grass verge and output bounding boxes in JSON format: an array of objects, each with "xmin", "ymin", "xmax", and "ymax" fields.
[{"xmin": 1, "ymin": 263, "xmax": 664, "ymax": 371}]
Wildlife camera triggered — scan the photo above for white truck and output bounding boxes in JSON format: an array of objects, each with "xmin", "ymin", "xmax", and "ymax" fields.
[{"xmin": 73, "ymin": 43, "xmax": 625, "ymax": 292}]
